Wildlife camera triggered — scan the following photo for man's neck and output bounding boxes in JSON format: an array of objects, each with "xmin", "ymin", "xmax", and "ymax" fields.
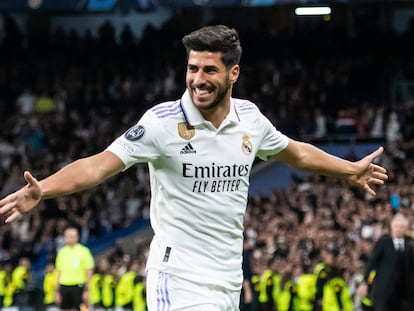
[{"xmin": 200, "ymin": 102, "xmax": 231, "ymax": 128}]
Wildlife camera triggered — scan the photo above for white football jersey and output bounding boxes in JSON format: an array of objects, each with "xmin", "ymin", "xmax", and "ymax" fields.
[{"xmin": 106, "ymin": 90, "xmax": 289, "ymax": 290}]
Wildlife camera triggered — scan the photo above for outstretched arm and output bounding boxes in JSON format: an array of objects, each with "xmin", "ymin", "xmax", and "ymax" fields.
[
  {"xmin": 273, "ymin": 139, "xmax": 387, "ymax": 196},
  {"xmin": 0, "ymin": 150, "xmax": 124, "ymax": 223}
]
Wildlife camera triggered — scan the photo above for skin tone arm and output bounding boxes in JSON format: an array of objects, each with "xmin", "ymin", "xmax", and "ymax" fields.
[
  {"xmin": 54, "ymin": 269, "xmax": 62, "ymax": 304},
  {"xmin": 0, "ymin": 150, "xmax": 125, "ymax": 223},
  {"xmin": 274, "ymin": 139, "xmax": 387, "ymax": 196},
  {"xmin": 0, "ymin": 140, "xmax": 387, "ymax": 222},
  {"xmin": 83, "ymin": 267, "xmax": 94, "ymax": 306},
  {"xmin": 242, "ymin": 279, "xmax": 253, "ymax": 304}
]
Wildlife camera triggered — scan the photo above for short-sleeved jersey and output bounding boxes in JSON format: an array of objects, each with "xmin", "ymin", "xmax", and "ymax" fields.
[
  {"xmin": 106, "ymin": 90, "xmax": 288, "ymax": 290},
  {"xmin": 55, "ymin": 243, "xmax": 95, "ymax": 285}
]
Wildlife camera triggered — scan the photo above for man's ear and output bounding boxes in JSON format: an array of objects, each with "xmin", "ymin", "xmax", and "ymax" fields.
[{"xmin": 229, "ymin": 65, "xmax": 240, "ymax": 84}]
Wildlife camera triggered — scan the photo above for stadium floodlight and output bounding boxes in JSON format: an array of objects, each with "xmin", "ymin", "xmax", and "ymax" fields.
[{"xmin": 294, "ymin": 6, "xmax": 332, "ymax": 16}]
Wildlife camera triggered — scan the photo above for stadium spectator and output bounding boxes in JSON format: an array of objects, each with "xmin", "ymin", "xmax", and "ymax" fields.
[
  {"xmin": 11, "ymin": 256, "xmax": 34, "ymax": 310},
  {"xmin": 15, "ymin": 89, "xmax": 35, "ymax": 116},
  {"xmin": 43, "ymin": 262, "xmax": 60, "ymax": 311}
]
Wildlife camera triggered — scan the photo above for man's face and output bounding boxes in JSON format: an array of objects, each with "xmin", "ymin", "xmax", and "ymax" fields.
[
  {"xmin": 64, "ymin": 228, "xmax": 79, "ymax": 246},
  {"xmin": 186, "ymin": 50, "xmax": 239, "ymax": 113},
  {"xmin": 391, "ymin": 219, "xmax": 407, "ymax": 238}
]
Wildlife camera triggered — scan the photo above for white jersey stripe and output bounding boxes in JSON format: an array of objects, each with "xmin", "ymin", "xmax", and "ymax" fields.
[
  {"xmin": 156, "ymin": 272, "xmax": 170, "ymax": 311},
  {"xmin": 152, "ymin": 101, "xmax": 182, "ymax": 119},
  {"xmin": 236, "ymin": 102, "xmax": 258, "ymax": 112}
]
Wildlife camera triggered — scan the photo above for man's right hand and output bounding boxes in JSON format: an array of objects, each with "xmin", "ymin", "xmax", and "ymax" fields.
[
  {"xmin": 356, "ymin": 282, "xmax": 368, "ymax": 297},
  {"xmin": 0, "ymin": 171, "xmax": 42, "ymax": 223}
]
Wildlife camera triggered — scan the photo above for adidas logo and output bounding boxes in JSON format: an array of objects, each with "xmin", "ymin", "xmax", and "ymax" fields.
[{"xmin": 180, "ymin": 143, "xmax": 197, "ymax": 154}]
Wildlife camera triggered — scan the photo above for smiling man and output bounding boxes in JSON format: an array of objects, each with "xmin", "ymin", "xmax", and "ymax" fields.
[{"xmin": 0, "ymin": 25, "xmax": 388, "ymax": 311}]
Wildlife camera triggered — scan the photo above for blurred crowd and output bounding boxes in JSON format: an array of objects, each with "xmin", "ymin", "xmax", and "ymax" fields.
[{"xmin": 0, "ymin": 7, "xmax": 414, "ymax": 311}]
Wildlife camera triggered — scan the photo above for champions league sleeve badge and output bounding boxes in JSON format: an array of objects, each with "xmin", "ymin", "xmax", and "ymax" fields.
[
  {"xmin": 178, "ymin": 122, "xmax": 195, "ymax": 140},
  {"xmin": 124, "ymin": 125, "xmax": 145, "ymax": 141},
  {"xmin": 242, "ymin": 135, "xmax": 253, "ymax": 155}
]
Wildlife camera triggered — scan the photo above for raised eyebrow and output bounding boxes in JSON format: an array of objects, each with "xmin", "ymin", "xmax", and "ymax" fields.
[
  {"xmin": 203, "ymin": 65, "xmax": 219, "ymax": 72},
  {"xmin": 187, "ymin": 64, "xmax": 219, "ymax": 72}
]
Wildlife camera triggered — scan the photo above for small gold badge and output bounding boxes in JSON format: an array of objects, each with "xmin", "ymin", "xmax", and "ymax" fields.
[
  {"xmin": 178, "ymin": 122, "xmax": 195, "ymax": 140},
  {"xmin": 242, "ymin": 135, "xmax": 253, "ymax": 155}
]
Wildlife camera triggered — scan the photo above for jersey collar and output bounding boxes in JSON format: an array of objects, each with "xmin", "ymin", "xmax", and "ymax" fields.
[{"xmin": 180, "ymin": 89, "xmax": 240, "ymax": 126}]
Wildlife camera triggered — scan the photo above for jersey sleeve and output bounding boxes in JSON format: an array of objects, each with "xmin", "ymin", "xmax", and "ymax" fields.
[
  {"xmin": 55, "ymin": 248, "xmax": 62, "ymax": 270},
  {"xmin": 106, "ymin": 110, "xmax": 163, "ymax": 170},
  {"xmin": 83, "ymin": 247, "xmax": 95, "ymax": 270},
  {"xmin": 256, "ymin": 113, "xmax": 289, "ymax": 161}
]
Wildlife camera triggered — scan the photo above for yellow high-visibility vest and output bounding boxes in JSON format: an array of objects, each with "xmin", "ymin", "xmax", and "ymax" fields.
[
  {"xmin": 115, "ymin": 271, "xmax": 136, "ymax": 307},
  {"xmin": 101, "ymin": 274, "xmax": 116, "ymax": 308},
  {"xmin": 43, "ymin": 270, "xmax": 58, "ymax": 305},
  {"xmin": 89, "ymin": 273, "xmax": 102, "ymax": 305},
  {"xmin": 133, "ymin": 281, "xmax": 146, "ymax": 311}
]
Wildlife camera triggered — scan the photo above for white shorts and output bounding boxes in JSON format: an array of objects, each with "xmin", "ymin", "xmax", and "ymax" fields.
[{"xmin": 146, "ymin": 269, "xmax": 241, "ymax": 311}]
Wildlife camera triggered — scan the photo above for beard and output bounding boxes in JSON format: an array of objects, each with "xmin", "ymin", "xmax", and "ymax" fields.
[{"xmin": 189, "ymin": 74, "xmax": 231, "ymax": 112}]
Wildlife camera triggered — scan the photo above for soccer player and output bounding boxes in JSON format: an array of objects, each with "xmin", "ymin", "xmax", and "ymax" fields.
[{"xmin": 0, "ymin": 25, "xmax": 387, "ymax": 310}]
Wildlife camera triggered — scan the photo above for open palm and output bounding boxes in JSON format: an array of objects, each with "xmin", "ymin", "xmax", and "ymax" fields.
[{"xmin": 0, "ymin": 171, "xmax": 42, "ymax": 223}]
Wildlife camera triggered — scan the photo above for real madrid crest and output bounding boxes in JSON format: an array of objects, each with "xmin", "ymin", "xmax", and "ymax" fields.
[
  {"xmin": 178, "ymin": 122, "xmax": 195, "ymax": 140},
  {"xmin": 242, "ymin": 135, "xmax": 253, "ymax": 155}
]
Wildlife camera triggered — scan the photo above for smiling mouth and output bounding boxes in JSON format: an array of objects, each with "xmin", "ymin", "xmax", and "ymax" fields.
[{"xmin": 193, "ymin": 88, "xmax": 213, "ymax": 96}]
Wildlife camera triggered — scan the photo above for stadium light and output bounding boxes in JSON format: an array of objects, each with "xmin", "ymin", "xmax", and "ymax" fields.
[{"xmin": 295, "ymin": 6, "xmax": 332, "ymax": 16}]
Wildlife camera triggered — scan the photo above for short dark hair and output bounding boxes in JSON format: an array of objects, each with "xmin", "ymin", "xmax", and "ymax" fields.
[
  {"xmin": 64, "ymin": 224, "xmax": 79, "ymax": 234},
  {"xmin": 182, "ymin": 25, "xmax": 242, "ymax": 68}
]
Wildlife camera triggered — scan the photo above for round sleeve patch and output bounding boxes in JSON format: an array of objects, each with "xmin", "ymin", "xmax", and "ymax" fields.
[{"xmin": 124, "ymin": 125, "xmax": 145, "ymax": 141}]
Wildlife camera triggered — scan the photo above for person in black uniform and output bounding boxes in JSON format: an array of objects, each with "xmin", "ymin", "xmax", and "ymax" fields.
[{"xmin": 357, "ymin": 213, "xmax": 414, "ymax": 311}]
